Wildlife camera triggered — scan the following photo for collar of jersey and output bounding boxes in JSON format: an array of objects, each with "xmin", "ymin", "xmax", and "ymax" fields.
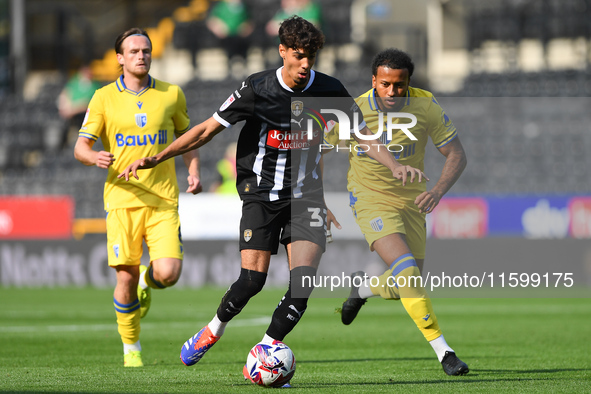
[
  {"xmin": 115, "ymin": 75, "xmax": 155, "ymax": 96},
  {"xmin": 369, "ymin": 88, "xmax": 411, "ymax": 112},
  {"xmin": 276, "ymin": 67, "xmax": 315, "ymax": 92}
]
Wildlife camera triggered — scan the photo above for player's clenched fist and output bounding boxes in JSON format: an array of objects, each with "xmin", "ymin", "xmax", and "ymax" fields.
[{"xmin": 96, "ymin": 151, "xmax": 115, "ymax": 169}]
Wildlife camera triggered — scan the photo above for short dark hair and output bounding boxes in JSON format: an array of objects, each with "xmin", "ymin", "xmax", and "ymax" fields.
[
  {"xmin": 371, "ymin": 48, "xmax": 414, "ymax": 78},
  {"xmin": 278, "ymin": 16, "xmax": 325, "ymax": 53},
  {"xmin": 115, "ymin": 27, "xmax": 152, "ymax": 54}
]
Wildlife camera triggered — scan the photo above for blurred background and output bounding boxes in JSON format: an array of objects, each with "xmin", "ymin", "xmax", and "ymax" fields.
[{"xmin": 0, "ymin": 0, "xmax": 590, "ymax": 291}]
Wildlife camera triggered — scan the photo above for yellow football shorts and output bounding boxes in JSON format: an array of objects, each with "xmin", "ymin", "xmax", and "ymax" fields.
[
  {"xmin": 106, "ymin": 206, "xmax": 183, "ymax": 267},
  {"xmin": 349, "ymin": 190, "xmax": 426, "ymax": 259}
]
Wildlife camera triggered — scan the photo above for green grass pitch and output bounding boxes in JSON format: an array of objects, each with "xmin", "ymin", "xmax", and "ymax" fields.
[{"xmin": 1, "ymin": 287, "xmax": 589, "ymax": 393}]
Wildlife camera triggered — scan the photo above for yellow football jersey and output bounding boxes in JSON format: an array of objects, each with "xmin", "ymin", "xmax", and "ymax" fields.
[
  {"xmin": 325, "ymin": 87, "xmax": 457, "ymax": 198},
  {"xmin": 79, "ymin": 75, "xmax": 190, "ymax": 210}
]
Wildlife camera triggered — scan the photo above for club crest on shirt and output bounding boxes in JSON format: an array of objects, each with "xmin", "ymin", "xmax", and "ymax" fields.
[
  {"xmin": 220, "ymin": 94, "xmax": 236, "ymax": 112},
  {"xmin": 291, "ymin": 100, "xmax": 303, "ymax": 117},
  {"xmin": 244, "ymin": 229, "xmax": 252, "ymax": 242},
  {"xmin": 370, "ymin": 217, "xmax": 384, "ymax": 232},
  {"xmin": 135, "ymin": 113, "xmax": 147, "ymax": 128}
]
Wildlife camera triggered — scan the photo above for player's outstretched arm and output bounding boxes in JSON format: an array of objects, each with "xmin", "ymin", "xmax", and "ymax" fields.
[
  {"xmin": 118, "ymin": 117, "xmax": 225, "ymax": 181},
  {"xmin": 415, "ymin": 136, "xmax": 466, "ymax": 213},
  {"xmin": 74, "ymin": 136, "xmax": 115, "ymax": 169},
  {"xmin": 352, "ymin": 126, "xmax": 429, "ymax": 186}
]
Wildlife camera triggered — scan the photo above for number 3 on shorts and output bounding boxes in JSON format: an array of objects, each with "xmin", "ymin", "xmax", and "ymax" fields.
[{"xmin": 308, "ymin": 207, "xmax": 324, "ymax": 228}]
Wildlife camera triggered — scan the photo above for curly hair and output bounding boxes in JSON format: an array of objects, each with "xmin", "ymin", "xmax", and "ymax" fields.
[
  {"xmin": 371, "ymin": 48, "xmax": 414, "ymax": 78},
  {"xmin": 278, "ymin": 16, "xmax": 325, "ymax": 53},
  {"xmin": 115, "ymin": 27, "xmax": 152, "ymax": 54}
]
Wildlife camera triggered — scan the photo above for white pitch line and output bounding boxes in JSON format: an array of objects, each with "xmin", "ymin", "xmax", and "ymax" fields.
[{"xmin": 0, "ymin": 316, "xmax": 271, "ymax": 334}]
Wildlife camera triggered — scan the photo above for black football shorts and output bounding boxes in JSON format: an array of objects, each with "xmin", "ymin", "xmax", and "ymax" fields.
[{"xmin": 239, "ymin": 198, "xmax": 327, "ymax": 254}]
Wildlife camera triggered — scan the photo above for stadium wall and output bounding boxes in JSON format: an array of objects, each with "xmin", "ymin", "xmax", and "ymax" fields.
[
  {"xmin": 1, "ymin": 194, "xmax": 590, "ymax": 292},
  {"xmin": 1, "ymin": 238, "xmax": 589, "ymax": 293},
  {"xmin": 176, "ymin": 193, "xmax": 591, "ymax": 241}
]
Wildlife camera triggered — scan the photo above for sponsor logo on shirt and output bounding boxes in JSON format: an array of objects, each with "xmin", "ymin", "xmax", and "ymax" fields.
[
  {"xmin": 115, "ymin": 130, "xmax": 168, "ymax": 147},
  {"xmin": 266, "ymin": 128, "xmax": 321, "ymax": 150}
]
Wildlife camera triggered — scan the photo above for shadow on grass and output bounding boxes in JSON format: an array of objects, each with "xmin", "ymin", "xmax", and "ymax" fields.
[
  {"xmin": 202, "ymin": 356, "xmax": 435, "ymax": 366},
  {"xmin": 297, "ymin": 357, "xmax": 434, "ymax": 364},
  {"xmin": 291, "ymin": 377, "xmax": 544, "ymax": 388},
  {"xmin": 476, "ymin": 368, "xmax": 591, "ymax": 374}
]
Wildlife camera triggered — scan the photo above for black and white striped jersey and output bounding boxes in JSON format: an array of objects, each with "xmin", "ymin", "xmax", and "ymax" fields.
[{"xmin": 213, "ymin": 67, "xmax": 364, "ymax": 202}]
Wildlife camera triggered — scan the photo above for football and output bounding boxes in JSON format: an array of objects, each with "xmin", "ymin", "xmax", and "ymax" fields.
[{"xmin": 243, "ymin": 341, "xmax": 296, "ymax": 387}]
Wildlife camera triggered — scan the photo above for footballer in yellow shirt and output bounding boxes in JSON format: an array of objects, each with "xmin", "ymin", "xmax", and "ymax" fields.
[
  {"xmin": 74, "ymin": 28, "xmax": 201, "ymax": 367},
  {"xmin": 326, "ymin": 48, "xmax": 468, "ymax": 376},
  {"xmin": 327, "ymin": 86, "xmax": 458, "ymax": 257},
  {"xmin": 80, "ymin": 74, "xmax": 191, "ymax": 210}
]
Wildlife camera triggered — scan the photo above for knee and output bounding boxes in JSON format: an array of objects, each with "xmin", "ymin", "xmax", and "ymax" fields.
[
  {"xmin": 157, "ymin": 269, "xmax": 181, "ymax": 287},
  {"xmin": 236, "ymin": 268, "xmax": 267, "ymax": 296},
  {"xmin": 159, "ymin": 274, "xmax": 180, "ymax": 287},
  {"xmin": 116, "ymin": 265, "xmax": 139, "ymax": 287},
  {"xmin": 152, "ymin": 259, "xmax": 182, "ymax": 287},
  {"xmin": 216, "ymin": 269, "xmax": 267, "ymax": 320}
]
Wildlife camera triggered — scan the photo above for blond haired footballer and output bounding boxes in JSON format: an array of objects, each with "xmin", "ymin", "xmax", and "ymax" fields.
[
  {"xmin": 74, "ymin": 28, "xmax": 201, "ymax": 367},
  {"xmin": 325, "ymin": 48, "xmax": 469, "ymax": 376}
]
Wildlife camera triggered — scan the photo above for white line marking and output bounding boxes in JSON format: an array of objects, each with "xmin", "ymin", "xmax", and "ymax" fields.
[{"xmin": 0, "ymin": 316, "xmax": 271, "ymax": 333}]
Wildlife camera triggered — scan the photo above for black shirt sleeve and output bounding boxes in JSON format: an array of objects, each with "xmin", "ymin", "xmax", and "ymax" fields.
[{"xmin": 213, "ymin": 77, "xmax": 256, "ymax": 127}]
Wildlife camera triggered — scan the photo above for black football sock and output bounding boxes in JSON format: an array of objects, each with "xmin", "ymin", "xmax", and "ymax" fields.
[{"xmin": 265, "ymin": 266, "xmax": 317, "ymax": 341}]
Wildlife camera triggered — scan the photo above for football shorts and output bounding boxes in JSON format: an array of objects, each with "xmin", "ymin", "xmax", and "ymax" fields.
[
  {"xmin": 349, "ymin": 191, "xmax": 426, "ymax": 259},
  {"xmin": 239, "ymin": 199, "xmax": 327, "ymax": 254},
  {"xmin": 106, "ymin": 206, "xmax": 183, "ymax": 267}
]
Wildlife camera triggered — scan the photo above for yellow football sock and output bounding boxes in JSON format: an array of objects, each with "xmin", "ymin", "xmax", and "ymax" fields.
[
  {"xmin": 114, "ymin": 297, "xmax": 141, "ymax": 344},
  {"xmin": 370, "ymin": 268, "xmax": 400, "ymax": 300},
  {"xmin": 389, "ymin": 253, "xmax": 442, "ymax": 342}
]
